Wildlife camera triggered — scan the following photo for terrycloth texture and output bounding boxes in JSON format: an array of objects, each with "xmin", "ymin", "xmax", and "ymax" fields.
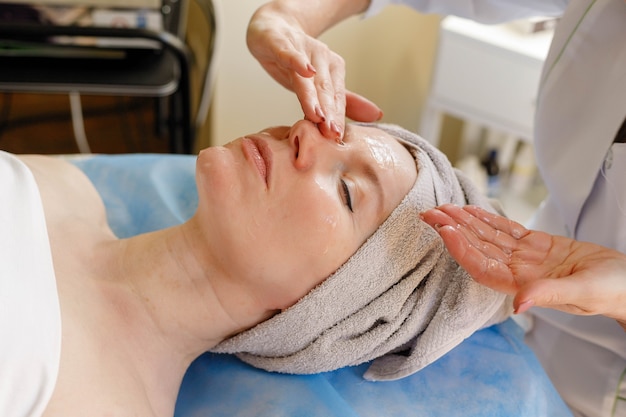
[{"xmin": 211, "ymin": 123, "xmax": 512, "ymax": 381}]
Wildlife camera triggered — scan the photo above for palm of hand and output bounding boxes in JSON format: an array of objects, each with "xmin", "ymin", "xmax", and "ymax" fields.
[{"xmin": 421, "ymin": 204, "xmax": 626, "ymax": 323}]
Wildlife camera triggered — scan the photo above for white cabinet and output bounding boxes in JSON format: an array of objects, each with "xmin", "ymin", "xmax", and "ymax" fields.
[
  {"xmin": 421, "ymin": 16, "xmax": 555, "ymax": 223},
  {"xmin": 421, "ymin": 16, "xmax": 554, "ymax": 147}
]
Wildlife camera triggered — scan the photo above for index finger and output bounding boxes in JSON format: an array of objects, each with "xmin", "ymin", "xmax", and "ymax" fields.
[
  {"xmin": 462, "ymin": 205, "xmax": 530, "ymax": 240},
  {"xmin": 434, "ymin": 204, "xmax": 521, "ymax": 254},
  {"xmin": 310, "ymin": 52, "xmax": 347, "ymax": 140}
]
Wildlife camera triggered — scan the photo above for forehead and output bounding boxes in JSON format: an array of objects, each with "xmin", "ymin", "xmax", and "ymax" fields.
[
  {"xmin": 344, "ymin": 124, "xmax": 415, "ymax": 172},
  {"xmin": 345, "ymin": 124, "xmax": 417, "ymax": 215}
]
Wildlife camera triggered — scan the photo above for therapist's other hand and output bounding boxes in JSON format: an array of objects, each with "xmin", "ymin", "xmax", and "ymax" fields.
[
  {"xmin": 247, "ymin": 1, "xmax": 383, "ymax": 140},
  {"xmin": 420, "ymin": 204, "xmax": 626, "ymax": 331}
]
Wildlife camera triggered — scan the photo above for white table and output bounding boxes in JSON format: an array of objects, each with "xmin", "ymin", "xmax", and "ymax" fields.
[
  {"xmin": 421, "ymin": 16, "xmax": 554, "ymax": 147},
  {"xmin": 421, "ymin": 17, "xmax": 556, "ymax": 223}
]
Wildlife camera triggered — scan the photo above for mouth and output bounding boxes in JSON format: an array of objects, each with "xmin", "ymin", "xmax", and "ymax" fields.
[{"xmin": 242, "ymin": 136, "xmax": 272, "ymax": 188}]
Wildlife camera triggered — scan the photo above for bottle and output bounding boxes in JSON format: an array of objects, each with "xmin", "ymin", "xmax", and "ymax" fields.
[
  {"xmin": 481, "ymin": 148, "xmax": 501, "ymax": 198},
  {"xmin": 455, "ymin": 154, "xmax": 488, "ymax": 196},
  {"xmin": 509, "ymin": 142, "xmax": 537, "ymax": 195}
]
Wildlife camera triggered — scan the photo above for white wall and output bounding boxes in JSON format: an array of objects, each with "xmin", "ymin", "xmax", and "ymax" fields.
[{"xmin": 207, "ymin": 0, "xmax": 441, "ymax": 147}]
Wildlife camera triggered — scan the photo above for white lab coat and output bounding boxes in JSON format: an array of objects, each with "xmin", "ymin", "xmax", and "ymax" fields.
[
  {"xmin": 524, "ymin": 2, "xmax": 626, "ymax": 416},
  {"xmin": 366, "ymin": 1, "xmax": 626, "ymax": 416}
]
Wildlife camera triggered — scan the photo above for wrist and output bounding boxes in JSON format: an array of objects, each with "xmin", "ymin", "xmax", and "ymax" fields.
[
  {"xmin": 251, "ymin": 1, "xmax": 310, "ymax": 34},
  {"xmin": 251, "ymin": 0, "xmax": 369, "ymax": 37}
]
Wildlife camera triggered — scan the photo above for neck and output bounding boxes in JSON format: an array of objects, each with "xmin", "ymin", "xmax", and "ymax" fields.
[{"xmin": 96, "ymin": 215, "xmax": 271, "ymax": 415}]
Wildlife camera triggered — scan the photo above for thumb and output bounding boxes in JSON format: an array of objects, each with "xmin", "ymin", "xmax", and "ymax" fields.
[
  {"xmin": 514, "ymin": 278, "xmax": 590, "ymax": 315},
  {"xmin": 345, "ymin": 91, "xmax": 383, "ymax": 122}
]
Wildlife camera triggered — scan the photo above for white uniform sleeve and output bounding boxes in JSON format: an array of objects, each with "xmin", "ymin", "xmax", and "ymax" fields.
[{"xmin": 365, "ymin": 0, "xmax": 567, "ymax": 23}]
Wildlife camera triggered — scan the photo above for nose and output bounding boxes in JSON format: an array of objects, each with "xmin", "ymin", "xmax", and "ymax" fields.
[{"xmin": 289, "ymin": 120, "xmax": 334, "ymax": 171}]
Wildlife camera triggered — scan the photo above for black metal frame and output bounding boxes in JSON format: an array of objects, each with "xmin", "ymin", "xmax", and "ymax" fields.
[{"xmin": 0, "ymin": 22, "xmax": 195, "ymax": 153}]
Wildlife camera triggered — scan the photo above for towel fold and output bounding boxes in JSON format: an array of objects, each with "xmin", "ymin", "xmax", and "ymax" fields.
[{"xmin": 211, "ymin": 123, "xmax": 512, "ymax": 381}]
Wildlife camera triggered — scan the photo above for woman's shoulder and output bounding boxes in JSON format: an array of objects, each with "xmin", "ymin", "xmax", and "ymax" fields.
[
  {"xmin": 0, "ymin": 152, "xmax": 94, "ymax": 208},
  {"xmin": 16, "ymin": 154, "xmax": 111, "ymax": 234},
  {"xmin": 17, "ymin": 153, "xmax": 86, "ymax": 181},
  {"xmin": 17, "ymin": 154, "xmax": 97, "ymax": 194}
]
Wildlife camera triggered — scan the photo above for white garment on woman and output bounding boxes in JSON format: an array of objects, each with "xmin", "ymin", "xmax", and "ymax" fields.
[
  {"xmin": 365, "ymin": 1, "xmax": 626, "ymax": 416},
  {"xmin": 0, "ymin": 151, "xmax": 61, "ymax": 416}
]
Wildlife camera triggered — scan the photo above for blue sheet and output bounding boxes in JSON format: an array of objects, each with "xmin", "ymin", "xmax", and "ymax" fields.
[{"xmin": 72, "ymin": 154, "xmax": 573, "ymax": 417}]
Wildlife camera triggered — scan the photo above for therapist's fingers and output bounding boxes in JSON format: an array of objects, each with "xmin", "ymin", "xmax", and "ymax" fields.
[
  {"xmin": 425, "ymin": 205, "xmax": 626, "ymax": 324},
  {"xmin": 307, "ymin": 49, "xmax": 348, "ymax": 139},
  {"xmin": 247, "ymin": 12, "xmax": 381, "ymax": 140},
  {"xmin": 434, "ymin": 204, "xmax": 558, "ymax": 270},
  {"xmin": 247, "ymin": 21, "xmax": 317, "ymax": 88},
  {"xmin": 462, "ymin": 205, "xmax": 530, "ymax": 240},
  {"xmin": 441, "ymin": 208, "xmax": 513, "ymax": 263},
  {"xmin": 253, "ymin": 45, "xmax": 324, "ymax": 126},
  {"xmin": 293, "ymin": 42, "xmax": 383, "ymax": 140},
  {"xmin": 421, "ymin": 204, "xmax": 557, "ymax": 294},
  {"xmin": 345, "ymin": 92, "xmax": 384, "ymax": 123},
  {"xmin": 253, "ymin": 52, "xmax": 323, "ymax": 128},
  {"xmin": 438, "ymin": 223, "xmax": 519, "ymax": 294},
  {"xmin": 247, "ymin": 17, "xmax": 338, "ymax": 131},
  {"xmin": 429, "ymin": 204, "xmax": 525, "ymax": 254},
  {"xmin": 420, "ymin": 207, "xmax": 519, "ymax": 294},
  {"xmin": 290, "ymin": 69, "xmax": 330, "ymax": 123}
]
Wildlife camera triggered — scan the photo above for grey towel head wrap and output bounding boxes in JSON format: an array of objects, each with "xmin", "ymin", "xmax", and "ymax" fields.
[{"xmin": 211, "ymin": 123, "xmax": 512, "ymax": 381}]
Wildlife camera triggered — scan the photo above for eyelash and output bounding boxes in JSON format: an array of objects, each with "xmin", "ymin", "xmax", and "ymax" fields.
[{"xmin": 340, "ymin": 179, "xmax": 353, "ymax": 212}]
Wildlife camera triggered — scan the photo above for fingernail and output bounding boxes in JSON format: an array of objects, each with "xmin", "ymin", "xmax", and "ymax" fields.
[
  {"xmin": 514, "ymin": 300, "xmax": 534, "ymax": 314},
  {"xmin": 330, "ymin": 121, "xmax": 343, "ymax": 138},
  {"xmin": 377, "ymin": 110, "xmax": 384, "ymax": 120},
  {"xmin": 315, "ymin": 105, "xmax": 326, "ymax": 122},
  {"xmin": 307, "ymin": 63, "xmax": 317, "ymax": 74}
]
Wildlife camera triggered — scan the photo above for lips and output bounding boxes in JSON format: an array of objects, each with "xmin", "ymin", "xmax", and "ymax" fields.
[{"xmin": 242, "ymin": 136, "xmax": 272, "ymax": 187}]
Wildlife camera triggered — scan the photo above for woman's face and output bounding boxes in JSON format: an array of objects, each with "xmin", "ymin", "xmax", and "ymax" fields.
[{"xmin": 195, "ymin": 120, "xmax": 417, "ymax": 310}]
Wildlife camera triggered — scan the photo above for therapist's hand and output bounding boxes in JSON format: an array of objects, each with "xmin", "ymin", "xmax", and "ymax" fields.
[
  {"xmin": 420, "ymin": 204, "xmax": 626, "ymax": 331},
  {"xmin": 247, "ymin": 0, "xmax": 383, "ymax": 141}
]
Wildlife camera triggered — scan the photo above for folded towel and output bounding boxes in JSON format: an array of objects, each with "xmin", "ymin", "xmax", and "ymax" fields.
[{"xmin": 211, "ymin": 123, "xmax": 512, "ymax": 381}]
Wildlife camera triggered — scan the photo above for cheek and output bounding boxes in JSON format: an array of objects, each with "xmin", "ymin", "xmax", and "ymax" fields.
[
  {"xmin": 258, "ymin": 200, "xmax": 350, "ymax": 309},
  {"xmin": 276, "ymin": 187, "xmax": 353, "ymax": 271},
  {"xmin": 285, "ymin": 185, "xmax": 338, "ymax": 234},
  {"xmin": 221, "ymin": 186, "xmax": 355, "ymax": 310},
  {"xmin": 295, "ymin": 201, "xmax": 341, "ymax": 254}
]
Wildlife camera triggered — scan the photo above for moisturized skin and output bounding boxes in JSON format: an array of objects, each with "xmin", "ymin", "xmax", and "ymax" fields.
[
  {"xmin": 24, "ymin": 119, "xmax": 416, "ymax": 416},
  {"xmin": 420, "ymin": 204, "xmax": 626, "ymax": 331},
  {"xmin": 363, "ymin": 131, "xmax": 403, "ymax": 170},
  {"xmin": 195, "ymin": 120, "xmax": 417, "ymax": 309}
]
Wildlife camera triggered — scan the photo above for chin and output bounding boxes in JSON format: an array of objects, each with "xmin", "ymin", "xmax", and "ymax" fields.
[{"xmin": 196, "ymin": 147, "xmax": 238, "ymax": 195}]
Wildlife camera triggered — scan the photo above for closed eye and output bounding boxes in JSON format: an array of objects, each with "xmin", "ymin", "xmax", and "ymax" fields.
[{"xmin": 340, "ymin": 179, "xmax": 353, "ymax": 212}]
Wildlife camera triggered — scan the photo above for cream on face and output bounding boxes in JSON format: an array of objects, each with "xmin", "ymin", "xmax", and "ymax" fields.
[
  {"xmin": 363, "ymin": 132, "xmax": 404, "ymax": 171},
  {"xmin": 194, "ymin": 121, "xmax": 417, "ymax": 310}
]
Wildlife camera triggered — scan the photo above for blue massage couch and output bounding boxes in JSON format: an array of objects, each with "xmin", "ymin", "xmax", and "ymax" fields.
[{"xmin": 71, "ymin": 153, "xmax": 574, "ymax": 417}]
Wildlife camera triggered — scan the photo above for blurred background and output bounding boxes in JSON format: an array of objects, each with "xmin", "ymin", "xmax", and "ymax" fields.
[
  {"xmin": 0, "ymin": 0, "xmax": 441, "ymax": 154},
  {"xmin": 0, "ymin": 0, "xmax": 551, "ymax": 222}
]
